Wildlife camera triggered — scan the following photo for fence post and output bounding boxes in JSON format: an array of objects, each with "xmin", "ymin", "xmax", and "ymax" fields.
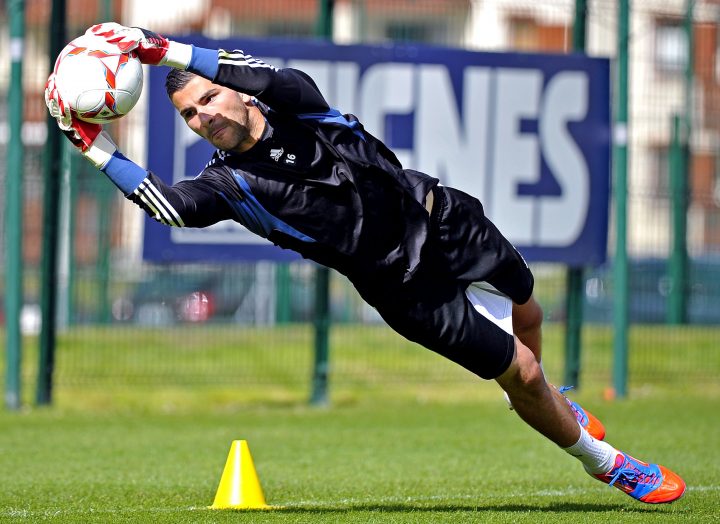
[
  {"xmin": 563, "ymin": 269, "xmax": 584, "ymax": 387},
  {"xmin": 612, "ymin": 0, "xmax": 630, "ymax": 399},
  {"xmin": 37, "ymin": 0, "xmax": 66, "ymax": 406},
  {"xmin": 4, "ymin": 0, "xmax": 26, "ymax": 410},
  {"xmin": 57, "ymin": 141, "xmax": 72, "ymax": 329},
  {"xmin": 668, "ymin": 115, "xmax": 689, "ymax": 324},
  {"xmin": 310, "ymin": 266, "xmax": 330, "ymax": 406},
  {"xmin": 310, "ymin": 0, "xmax": 335, "ymax": 406},
  {"xmin": 668, "ymin": 1, "xmax": 694, "ymax": 325},
  {"xmin": 96, "ymin": 179, "xmax": 113, "ymax": 324},
  {"xmin": 94, "ymin": 0, "xmax": 115, "ymax": 325},
  {"xmin": 66, "ymin": 150, "xmax": 78, "ymax": 325},
  {"xmin": 563, "ymin": 0, "xmax": 588, "ymax": 388}
]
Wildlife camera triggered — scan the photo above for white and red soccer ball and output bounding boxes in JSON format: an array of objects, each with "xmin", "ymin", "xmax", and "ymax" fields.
[{"xmin": 53, "ymin": 34, "xmax": 143, "ymax": 124}]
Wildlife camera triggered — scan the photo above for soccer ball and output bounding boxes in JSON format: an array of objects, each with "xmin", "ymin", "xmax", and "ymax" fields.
[{"xmin": 53, "ymin": 34, "xmax": 143, "ymax": 124}]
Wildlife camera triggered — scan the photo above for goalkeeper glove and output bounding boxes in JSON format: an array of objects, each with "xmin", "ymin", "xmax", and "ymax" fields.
[
  {"xmin": 44, "ymin": 72, "xmax": 117, "ymax": 168},
  {"xmin": 88, "ymin": 22, "xmax": 191, "ymax": 69}
]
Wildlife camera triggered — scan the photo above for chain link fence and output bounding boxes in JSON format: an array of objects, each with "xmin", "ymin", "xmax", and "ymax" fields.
[{"xmin": 1, "ymin": 0, "xmax": 719, "ymax": 399}]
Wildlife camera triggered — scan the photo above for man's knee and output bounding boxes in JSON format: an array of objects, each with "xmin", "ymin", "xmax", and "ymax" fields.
[{"xmin": 497, "ymin": 341, "xmax": 545, "ymax": 392}]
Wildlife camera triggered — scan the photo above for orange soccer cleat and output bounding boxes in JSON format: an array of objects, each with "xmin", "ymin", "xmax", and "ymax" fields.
[
  {"xmin": 592, "ymin": 452, "xmax": 686, "ymax": 504},
  {"xmin": 558, "ymin": 386, "xmax": 606, "ymax": 441}
]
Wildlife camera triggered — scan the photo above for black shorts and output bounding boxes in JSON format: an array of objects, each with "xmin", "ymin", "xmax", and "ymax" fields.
[{"xmin": 354, "ymin": 186, "xmax": 534, "ymax": 380}]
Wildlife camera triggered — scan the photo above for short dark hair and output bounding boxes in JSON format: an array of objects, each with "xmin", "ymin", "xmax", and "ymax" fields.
[{"xmin": 165, "ymin": 68, "xmax": 197, "ymax": 100}]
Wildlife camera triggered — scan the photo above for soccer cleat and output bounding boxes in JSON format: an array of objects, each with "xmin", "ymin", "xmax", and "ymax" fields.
[
  {"xmin": 592, "ymin": 452, "xmax": 686, "ymax": 504},
  {"xmin": 559, "ymin": 386, "xmax": 606, "ymax": 441}
]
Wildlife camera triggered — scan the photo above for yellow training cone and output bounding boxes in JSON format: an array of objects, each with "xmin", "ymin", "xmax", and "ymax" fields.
[{"xmin": 208, "ymin": 440, "xmax": 272, "ymax": 510}]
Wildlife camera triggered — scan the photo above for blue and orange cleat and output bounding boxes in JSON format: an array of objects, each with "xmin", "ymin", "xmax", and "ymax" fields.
[
  {"xmin": 559, "ymin": 386, "xmax": 606, "ymax": 441},
  {"xmin": 592, "ymin": 452, "xmax": 686, "ymax": 504}
]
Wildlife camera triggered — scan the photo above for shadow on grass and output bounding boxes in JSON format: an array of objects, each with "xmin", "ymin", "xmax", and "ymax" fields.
[{"xmin": 235, "ymin": 501, "xmax": 662, "ymax": 514}]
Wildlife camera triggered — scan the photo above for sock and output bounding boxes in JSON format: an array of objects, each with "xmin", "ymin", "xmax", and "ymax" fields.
[{"xmin": 563, "ymin": 425, "xmax": 619, "ymax": 474}]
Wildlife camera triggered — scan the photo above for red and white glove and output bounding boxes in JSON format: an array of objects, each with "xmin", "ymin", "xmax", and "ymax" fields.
[
  {"xmin": 88, "ymin": 22, "xmax": 192, "ymax": 69},
  {"xmin": 45, "ymin": 73, "xmax": 117, "ymax": 168}
]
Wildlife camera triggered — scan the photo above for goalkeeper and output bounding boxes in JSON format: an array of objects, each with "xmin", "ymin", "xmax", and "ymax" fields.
[{"xmin": 45, "ymin": 23, "xmax": 684, "ymax": 505}]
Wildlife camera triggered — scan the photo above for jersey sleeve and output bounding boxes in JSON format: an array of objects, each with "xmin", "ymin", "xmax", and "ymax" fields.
[
  {"xmin": 187, "ymin": 46, "xmax": 330, "ymax": 114},
  {"xmin": 100, "ymin": 148, "xmax": 236, "ymax": 227},
  {"xmin": 116, "ymin": 167, "xmax": 237, "ymax": 228}
]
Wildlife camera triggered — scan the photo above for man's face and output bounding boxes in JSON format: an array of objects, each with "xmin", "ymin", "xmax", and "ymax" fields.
[{"xmin": 171, "ymin": 75, "xmax": 261, "ymax": 153}]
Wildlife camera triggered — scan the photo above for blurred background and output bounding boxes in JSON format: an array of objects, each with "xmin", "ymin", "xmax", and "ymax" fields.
[{"xmin": 1, "ymin": 0, "xmax": 719, "ymax": 409}]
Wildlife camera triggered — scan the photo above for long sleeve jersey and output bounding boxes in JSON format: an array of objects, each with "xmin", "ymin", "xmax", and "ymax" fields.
[{"xmin": 103, "ymin": 47, "xmax": 439, "ymax": 287}]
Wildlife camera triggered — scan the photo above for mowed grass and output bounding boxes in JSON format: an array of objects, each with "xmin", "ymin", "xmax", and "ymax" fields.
[
  {"xmin": 1, "ymin": 323, "xmax": 719, "ymax": 522},
  {"xmin": 1, "ymin": 395, "xmax": 718, "ymax": 523},
  {"xmin": 13, "ymin": 322, "xmax": 720, "ymax": 394}
]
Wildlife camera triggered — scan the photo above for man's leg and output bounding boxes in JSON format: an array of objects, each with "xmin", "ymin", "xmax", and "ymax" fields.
[
  {"xmin": 511, "ymin": 295, "xmax": 606, "ymax": 440},
  {"xmin": 496, "ymin": 338, "xmax": 685, "ymax": 503},
  {"xmin": 496, "ymin": 337, "xmax": 579, "ymax": 446},
  {"xmin": 512, "ymin": 297, "xmax": 543, "ymax": 363}
]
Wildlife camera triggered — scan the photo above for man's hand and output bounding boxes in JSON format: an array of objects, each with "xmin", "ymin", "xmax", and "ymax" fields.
[
  {"xmin": 44, "ymin": 73, "xmax": 102, "ymax": 152},
  {"xmin": 89, "ymin": 23, "xmax": 170, "ymax": 65},
  {"xmin": 45, "ymin": 73, "xmax": 117, "ymax": 168}
]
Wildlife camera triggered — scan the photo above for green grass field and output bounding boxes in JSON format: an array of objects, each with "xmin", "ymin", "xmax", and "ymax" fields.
[
  {"xmin": 1, "ymin": 394, "xmax": 718, "ymax": 523},
  {"xmin": 1, "ymin": 324, "xmax": 719, "ymax": 522}
]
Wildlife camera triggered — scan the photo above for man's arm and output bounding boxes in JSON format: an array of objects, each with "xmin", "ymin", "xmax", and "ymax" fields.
[
  {"xmin": 45, "ymin": 70, "xmax": 235, "ymax": 228},
  {"xmin": 45, "ymin": 25, "xmax": 253, "ymax": 228},
  {"xmin": 47, "ymin": 24, "xmax": 329, "ymax": 229},
  {"xmin": 112, "ymin": 161, "xmax": 238, "ymax": 229},
  {"xmin": 90, "ymin": 23, "xmax": 331, "ymax": 114},
  {"xmin": 212, "ymin": 53, "xmax": 331, "ymax": 115}
]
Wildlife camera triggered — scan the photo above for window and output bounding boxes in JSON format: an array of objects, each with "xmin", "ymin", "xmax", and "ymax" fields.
[
  {"xmin": 651, "ymin": 145, "xmax": 671, "ymax": 197},
  {"xmin": 509, "ymin": 16, "xmax": 569, "ymax": 53},
  {"xmin": 655, "ymin": 20, "xmax": 688, "ymax": 74}
]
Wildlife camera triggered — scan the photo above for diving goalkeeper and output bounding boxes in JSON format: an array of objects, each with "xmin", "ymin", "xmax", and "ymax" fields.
[{"xmin": 45, "ymin": 23, "xmax": 685, "ymax": 504}]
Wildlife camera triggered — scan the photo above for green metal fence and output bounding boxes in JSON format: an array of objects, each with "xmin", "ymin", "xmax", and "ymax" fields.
[{"xmin": 2, "ymin": 0, "xmax": 720, "ymax": 407}]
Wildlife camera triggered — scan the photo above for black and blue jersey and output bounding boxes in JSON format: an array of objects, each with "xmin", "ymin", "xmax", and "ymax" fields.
[
  {"xmin": 100, "ymin": 45, "xmax": 535, "ymax": 380},
  {"xmin": 106, "ymin": 47, "xmax": 438, "ymax": 286}
]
